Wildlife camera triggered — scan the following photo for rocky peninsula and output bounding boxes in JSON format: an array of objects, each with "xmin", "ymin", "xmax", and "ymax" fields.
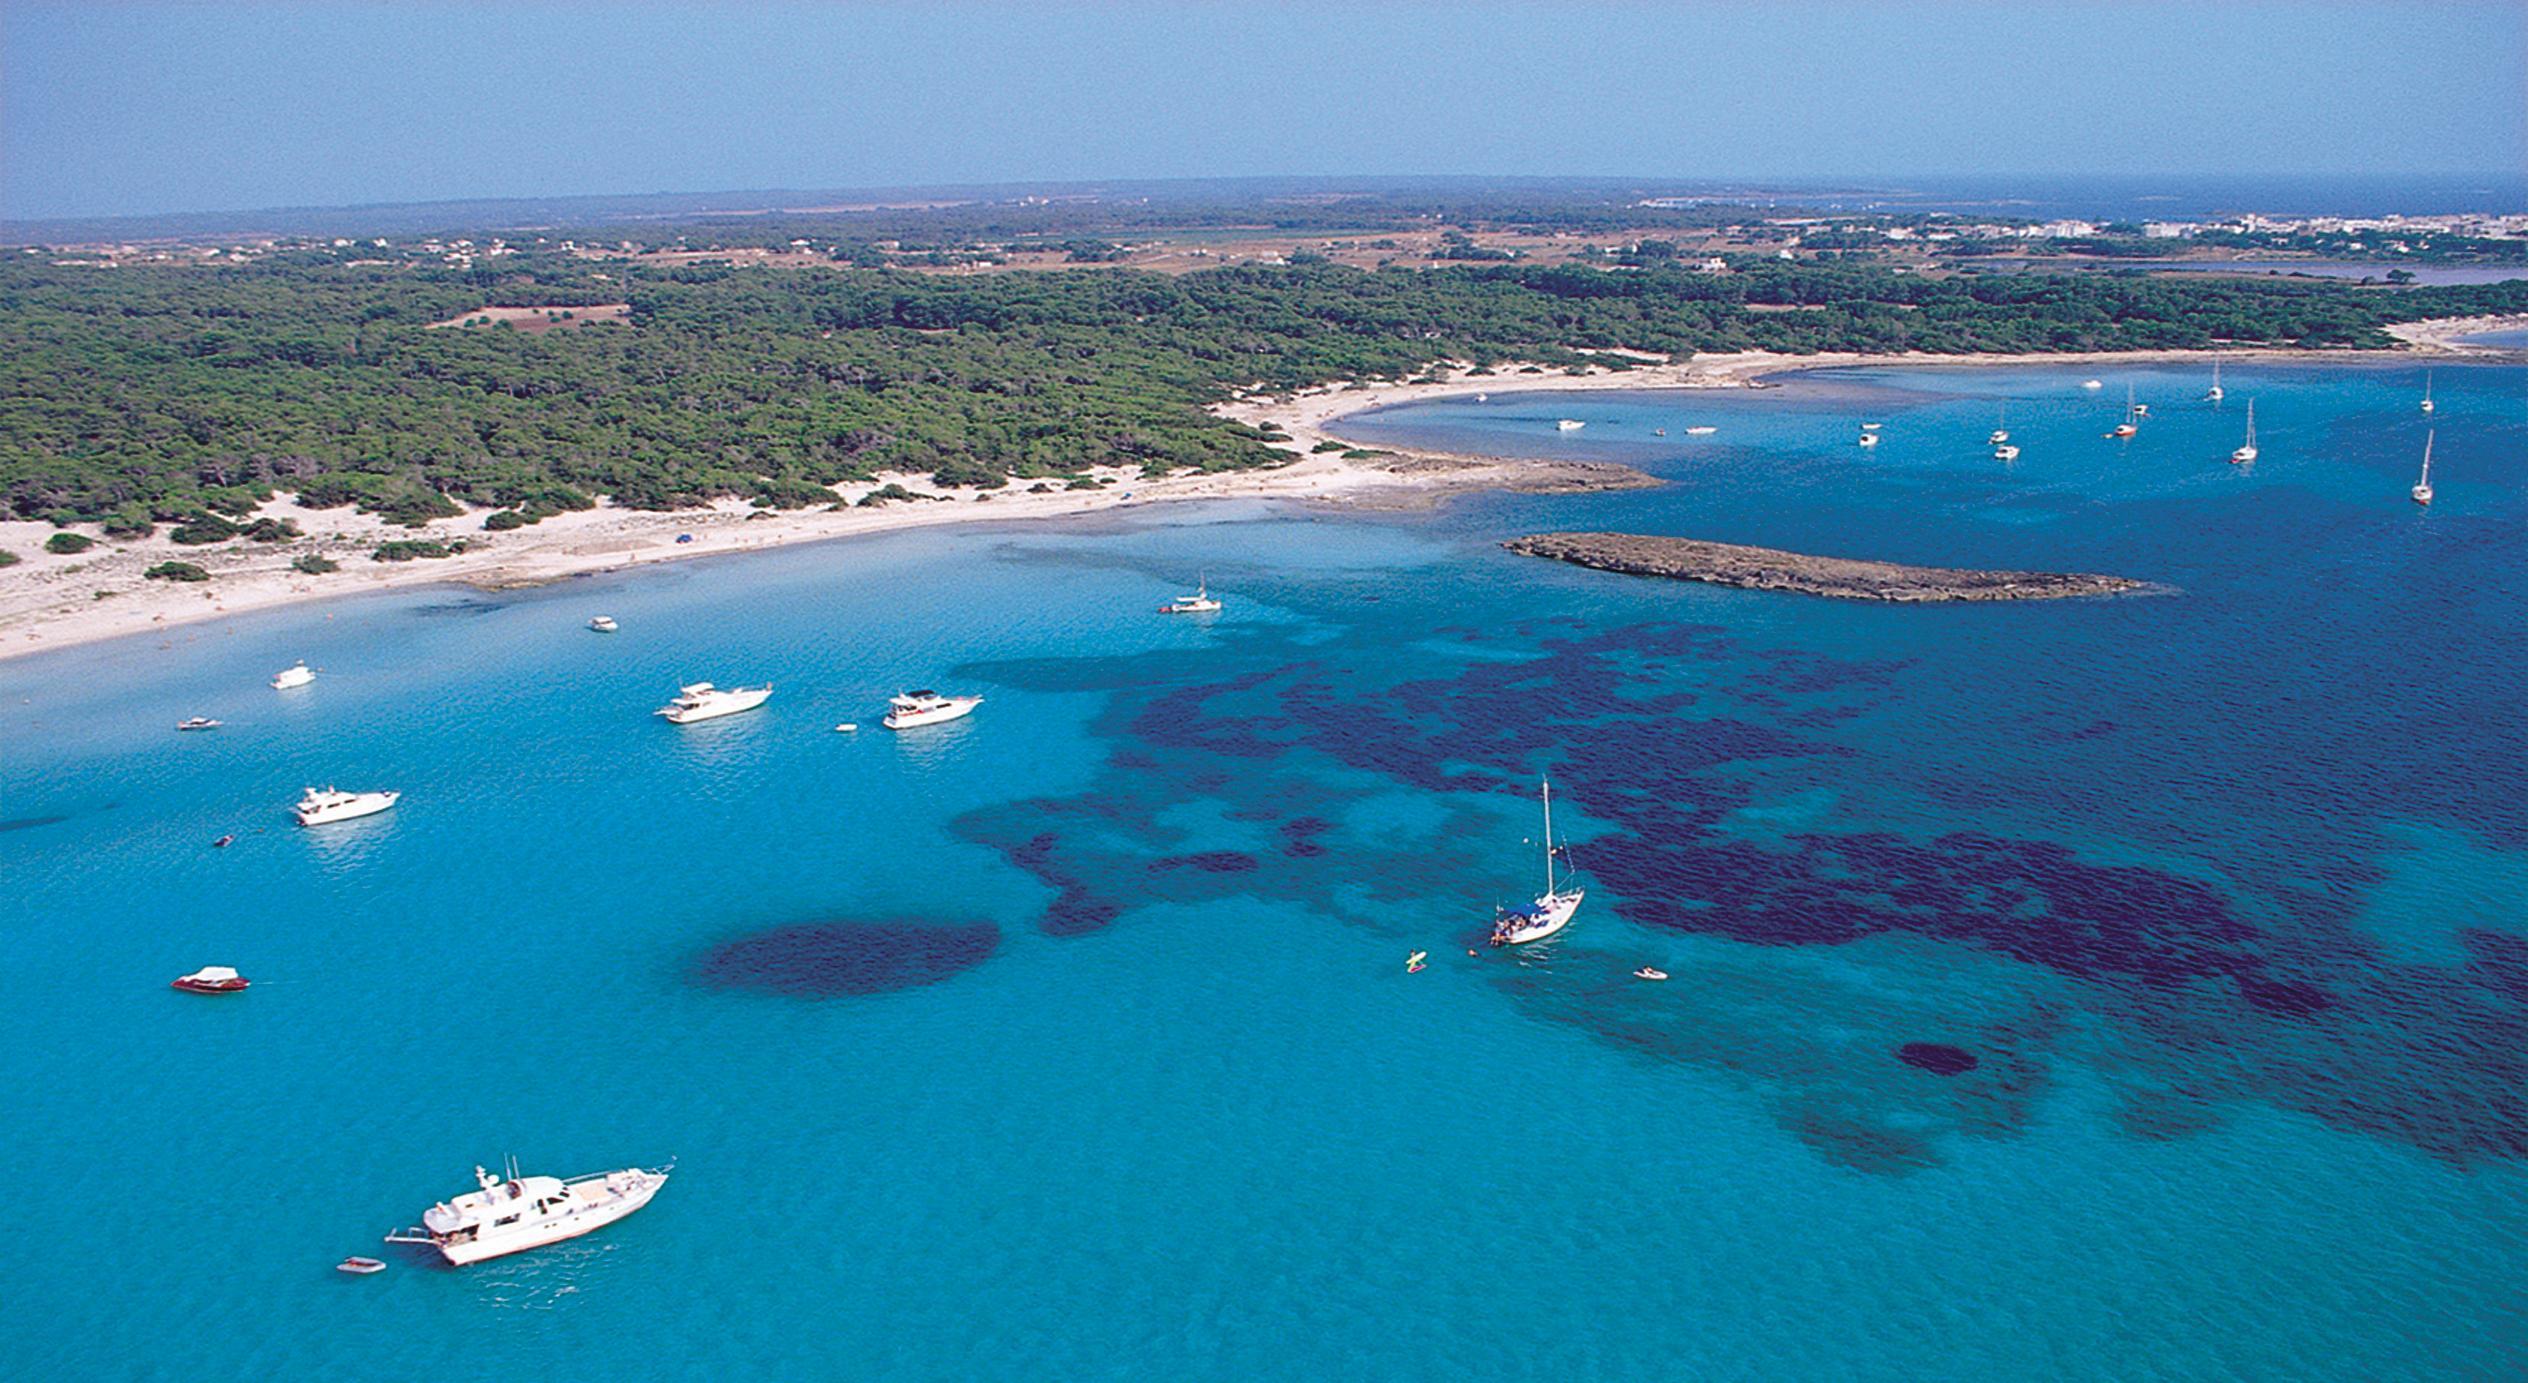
[{"xmin": 1503, "ymin": 532, "xmax": 2147, "ymax": 602}]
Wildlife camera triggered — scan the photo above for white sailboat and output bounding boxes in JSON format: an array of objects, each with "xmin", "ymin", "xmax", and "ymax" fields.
[
  {"xmin": 2229, "ymin": 399, "xmax": 2259, "ymax": 464},
  {"xmin": 2412, "ymin": 430, "xmax": 2435, "ymax": 505},
  {"xmin": 1488, "ymin": 778, "xmax": 1585, "ymax": 947},
  {"xmin": 2109, "ymin": 384, "xmax": 2139, "ymax": 438},
  {"xmin": 2419, "ymin": 370, "xmax": 2435, "ymax": 414},
  {"xmin": 2206, "ymin": 356, "xmax": 2225, "ymax": 403},
  {"xmin": 1988, "ymin": 405, "xmax": 2010, "ymax": 446}
]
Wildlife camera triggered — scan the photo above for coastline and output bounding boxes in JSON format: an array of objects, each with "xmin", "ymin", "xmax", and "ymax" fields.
[{"xmin": 6, "ymin": 322, "xmax": 2517, "ymax": 664}]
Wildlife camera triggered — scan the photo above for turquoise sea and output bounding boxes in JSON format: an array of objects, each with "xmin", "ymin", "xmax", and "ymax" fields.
[{"xmin": 5, "ymin": 362, "xmax": 2523, "ymax": 1380}]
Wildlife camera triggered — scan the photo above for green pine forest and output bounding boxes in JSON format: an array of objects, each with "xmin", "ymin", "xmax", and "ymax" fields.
[{"xmin": 4, "ymin": 251, "xmax": 2520, "ymax": 537}]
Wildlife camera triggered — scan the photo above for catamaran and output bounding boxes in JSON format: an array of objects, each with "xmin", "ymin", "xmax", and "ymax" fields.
[
  {"xmin": 654, "ymin": 682, "xmax": 772, "ymax": 724},
  {"xmin": 2420, "ymin": 370, "xmax": 2435, "ymax": 414},
  {"xmin": 386, "ymin": 1159, "xmax": 670, "ymax": 1266},
  {"xmin": 2229, "ymin": 399, "xmax": 2259, "ymax": 464},
  {"xmin": 2412, "ymin": 430, "xmax": 2436, "ymax": 505},
  {"xmin": 1489, "ymin": 778, "xmax": 1585, "ymax": 947}
]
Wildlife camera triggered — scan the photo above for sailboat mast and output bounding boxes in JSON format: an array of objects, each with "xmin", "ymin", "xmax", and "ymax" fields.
[
  {"xmin": 1541, "ymin": 778, "xmax": 1555, "ymax": 897},
  {"xmin": 2422, "ymin": 430, "xmax": 2434, "ymax": 484}
]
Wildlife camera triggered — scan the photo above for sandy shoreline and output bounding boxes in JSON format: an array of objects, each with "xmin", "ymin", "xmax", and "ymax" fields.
[{"xmin": 5, "ymin": 323, "xmax": 2517, "ymax": 664}]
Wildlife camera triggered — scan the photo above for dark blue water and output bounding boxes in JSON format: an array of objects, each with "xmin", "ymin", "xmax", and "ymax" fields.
[{"xmin": 4, "ymin": 361, "xmax": 2523, "ymax": 1379}]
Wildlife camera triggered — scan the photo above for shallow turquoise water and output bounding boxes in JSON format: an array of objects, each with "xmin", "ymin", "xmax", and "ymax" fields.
[{"xmin": 4, "ymin": 362, "xmax": 2524, "ymax": 1380}]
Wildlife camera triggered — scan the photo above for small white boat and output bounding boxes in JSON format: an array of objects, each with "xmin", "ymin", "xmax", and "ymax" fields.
[
  {"xmin": 2412, "ymin": 430, "xmax": 2436, "ymax": 505},
  {"xmin": 2229, "ymin": 399, "xmax": 2259, "ymax": 465},
  {"xmin": 832, "ymin": 722, "xmax": 858, "ymax": 733},
  {"xmin": 1158, "ymin": 577, "xmax": 1222, "ymax": 615},
  {"xmin": 883, "ymin": 690, "xmax": 982, "ymax": 730},
  {"xmin": 1474, "ymin": 393, "xmax": 1488, "ymax": 402},
  {"xmin": 384, "ymin": 1159, "xmax": 670, "ymax": 1267},
  {"xmin": 336, "ymin": 1257, "xmax": 386, "ymax": 1275},
  {"xmin": 172, "ymin": 965, "xmax": 250, "ymax": 994},
  {"xmin": 1685, "ymin": 425, "xmax": 1718, "ymax": 436},
  {"xmin": 2081, "ymin": 379, "xmax": 2104, "ymax": 391},
  {"xmin": 1489, "ymin": 778, "xmax": 1585, "ymax": 948},
  {"xmin": 655, "ymin": 682, "xmax": 772, "ymax": 724},
  {"xmin": 1856, "ymin": 431, "xmax": 1880, "ymax": 448},
  {"xmin": 2206, "ymin": 356, "xmax": 2225, "ymax": 402},
  {"xmin": 271, "ymin": 661, "xmax": 315, "ymax": 691},
  {"xmin": 1993, "ymin": 444, "xmax": 2021, "ymax": 462},
  {"xmin": 176, "ymin": 717, "xmax": 221, "ymax": 732},
  {"xmin": 588, "ymin": 616, "xmax": 618, "ymax": 633},
  {"xmin": 2420, "ymin": 370, "xmax": 2435, "ymax": 414},
  {"xmin": 1633, "ymin": 967, "xmax": 1669, "ymax": 982},
  {"xmin": 295, "ymin": 786, "xmax": 399, "ymax": 827},
  {"xmin": 1555, "ymin": 419, "xmax": 1585, "ymax": 432}
]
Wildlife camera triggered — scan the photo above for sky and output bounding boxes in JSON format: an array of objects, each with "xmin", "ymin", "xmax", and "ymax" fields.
[{"xmin": 2, "ymin": 1, "xmax": 2522, "ymax": 220}]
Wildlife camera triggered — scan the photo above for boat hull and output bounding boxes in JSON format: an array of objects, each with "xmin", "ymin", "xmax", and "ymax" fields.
[
  {"xmin": 172, "ymin": 979, "xmax": 250, "ymax": 994},
  {"xmin": 435, "ymin": 1176, "xmax": 664, "ymax": 1266},
  {"xmin": 1492, "ymin": 889, "xmax": 1584, "ymax": 947}
]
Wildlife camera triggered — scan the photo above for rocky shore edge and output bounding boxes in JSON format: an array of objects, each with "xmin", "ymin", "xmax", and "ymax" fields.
[{"xmin": 1503, "ymin": 531, "xmax": 2150, "ymax": 603}]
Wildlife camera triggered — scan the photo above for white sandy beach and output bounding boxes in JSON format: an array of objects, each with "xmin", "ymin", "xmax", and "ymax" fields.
[{"xmin": 5, "ymin": 320, "xmax": 2517, "ymax": 664}]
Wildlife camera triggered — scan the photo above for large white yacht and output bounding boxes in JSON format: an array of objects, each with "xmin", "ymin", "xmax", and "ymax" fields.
[
  {"xmin": 295, "ymin": 787, "xmax": 399, "ymax": 826},
  {"xmin": 654, "ymin": 682, "xmax": 772, "ymax": 724},
  {"xmin": 271, "ymin": 661, "xmax": 315, "ymax": 690},
  {"xmin": 883, "ymin": 690, "xmax": 982, "ymax": 730},
  {"xmin": 386, "ymin": 1160, "xmax": 669, "ymax": 1266},
  {"xmin": 1489, "ymin": 778, "xmax": 1586, "ymax": 947}
]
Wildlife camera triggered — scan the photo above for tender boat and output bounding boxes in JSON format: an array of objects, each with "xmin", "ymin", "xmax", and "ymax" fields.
[
  {"xmin": 2229, "ymin": 399, "xmax": 2259, "ymax": 465},
  {"xmin": 2412, "ymin": 430, "xmax": 2436, "ymax": 506},
  {"xmin": 1158, "ymin": 577, "xmax": 1222, "ymax": 615},
  {"xmin": 385, "ymin": 1159, "xmax": 670, "ymax": 1267},
  {"xmin": 212, "ymin": 834, "xmax": 234, "ymax": 848},
  {"xmin": 654, "ymin": 682, "xmax": 772, "ymax": 724},
  {"xmin": 883, "ymin": 690, "xmax": 983, "ymax": 730},
  {"xmin": 1489, "ymin": 778, "xmax": 1585, "ymax": 948},
  {"xmin": 588, "ymin": 616, "xmax": 618, "ymax": 633},
  {"xmin": 833, "ymin": 722, "xmax": 858, "ymax": 733},
  {"xmin": 2081, "ymin": 379, "xmax": 2105, "ymax": 390},
  {"xmin": 1856, "ymin": 431, "xmax": 1880, "ymax": 448},
  {"xmin": 177, "ymin": 717, "xmax": 221, "ymax": 732},
  {"xmin": 172, "ymin": 965, "xmax": 250, "ymax": 994},
  {"xmin": 295, "ymin": 786, "xmax": 400, "ymax": 827},
  {"xmin": 336, "ymin": 1257, "xmax": 387, "ymax": 1275},
  {"xmin": 271, "ymin": 661, "xmax": 315, "ymax": 690},
  {"xmin": 1555, "ymin": 419, "xmax": 1585, "ymax": 431},
  {"xmin": 1633, "ymin": 967, "xmax": 1669, "ymax": 981},
  {"xmin": 1652, "ymin": 428, "xmax": 1667, "ymax": 437}
]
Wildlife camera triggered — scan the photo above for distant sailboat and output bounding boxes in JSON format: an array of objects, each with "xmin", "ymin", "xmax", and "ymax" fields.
[
  {"xmin": 2109, "ymin": 384, "xmax": 2139, "ymax": 438},
  {"xmin": 1988, "ymin": 405, "xmax": 2010, "ymax": 446},
  {"xmin": 1488, "ymin": 779, "xmax": 1584, "ymax": 948},
  {"xmin": 2229, "ymin": 399, "xmax": 2258, "ymax": 465},
  {"xmin": 2206, "ymin": 356, "xmax": 2225, "ymax": 403},
  {"xmin": 2419, "ymin": 370, "xmax": 2436, "ymax": 414},
  {"xmin": 2412, "ymin": 430, "xmax": 2435, "ymax": 505}
]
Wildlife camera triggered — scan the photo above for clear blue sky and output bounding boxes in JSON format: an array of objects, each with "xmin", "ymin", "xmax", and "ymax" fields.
[{"xmin": 3, "ymin": 1, "xmax": 2521, "ymax": 219}]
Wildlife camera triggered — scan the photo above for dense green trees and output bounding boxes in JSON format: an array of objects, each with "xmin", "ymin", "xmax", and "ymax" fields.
[{"xmin": 3, "ymin": 253, "xmax": 2519, "ymax": 537}]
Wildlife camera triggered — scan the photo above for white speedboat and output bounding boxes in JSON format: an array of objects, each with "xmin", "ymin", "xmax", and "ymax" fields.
[
  {"xmin": 883, "ymin": 690, "xmax": 982, "ymax": 730},
  {"xmin": 1489, "ymin": 778, "xmax": 1585, "ymax": 948},
  {"xmin": 2229, "ymin": 399, "xmax": 2259, "ymax": 465},
  {"xmin": 1633, "ymin": 967, "xmax": 1669, "ymax": 981},
  {"xmin": 386, "ymin": 1160, "xmax": 669, "ymax": 1267},
  {"xmin": 1158, "ymin": 577, "xmax": 1222, "ymax": 615},
  {"xmin": 271, "ymin": 661, "xmax": 315, "ymax": 690},
  {"xmin": 1993, "ymin": 444, "xmax": 2021, "ymax": 462},
  {"xmin": 2412, "ymin": 430, "xmax": 2435, "ymax": 506},
  {"xmin": 2081, "ymin": 379, "xmax": 2105, "ymax": 391},
  {"xmin": 1555, "ymin": 418, "xmax": 1585, "ymax": 431},
  {"xmin": 177, "ymin": 717, "xmax": 221, "ymax": 732},
  {"xmin": 295, "ymin": 786, "xmax": 399, "ymax": 827},
  {"xmin": 588, "ymin": 616, "xmax": 618, "ymax": 633},
  {"xmin": 1685, "ymin": 425, "xmax": 1718, "ymax": 436},
  {"xmin": 655, "ymin": 682, "xmax": 772, "ymax": 724}
]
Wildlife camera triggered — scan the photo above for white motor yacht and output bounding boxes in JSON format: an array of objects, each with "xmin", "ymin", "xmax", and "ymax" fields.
[
  {"xmin": 271, "ymin": 661, "xmax": 315, "ymax": 690},
  {"xmin": 655, "ymin": 682, "xmax": 772, "ymax": 724},
  {"xmin": 1158, "ymin": 578, "xmax": 1222, "ymax": 615},
  {"xmin": 386, "ymin": 1160, "xmax": 669, "ymax": 1266},
  {"xmin": 883, "ymin": 690, "xmax": 983, "ymax": 730},
  {"xmin": 588, "ymin": 616, "xmax": 618, "ymax": 633},
  {"xmin": 1489, "ymin": 778, "xmax": 1585, "ymax": 947},
  {"xmin": 295, "ymin": 787, "xmax": 399, "ymax": 827}
]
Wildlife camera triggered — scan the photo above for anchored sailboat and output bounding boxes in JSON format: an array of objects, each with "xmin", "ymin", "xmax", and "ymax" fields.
[
  {"xmin": 2229, "ymin": 399, "xmax": 2259, "ymax": 464},
  {"xmin": 2420, "ymin": 370, "xmax": 2436, "ymax": 415},
  {"xmin": 2206, "ymin": 356, "xmax": 2225, "ymax": 403},
  {"xmin": 2412, "ymin": 430, "xmax": 2435, "ymax": 505},
  {"xmin": 2109, "ymin": 384, "xmax": 2139, "ymax": 438},
  {"xmin": 1489, "ymin": 778, "xmax": 1585, "ymax": 947}
]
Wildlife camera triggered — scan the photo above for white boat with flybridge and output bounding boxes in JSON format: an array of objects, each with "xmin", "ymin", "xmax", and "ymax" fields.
[
  {"xmin": 883, "ymin": 690, "xmax": 983, "ymax": 730},
  {"xmin": 2229, "ymin": 399, "xmax": 2259, "ymax": 464},
  {"xmin": 1158, "ymin": 577, "xmax": 1222, "ymax": 615},
  {"xmin": 271, "ymin": 661, "xmax": 315, "ymax": 690},
  {"xmin": 384, "ymin": 1158, "xmax": 670, "ymax": 1266},
  {"xmin": 295, "ymin": 787, "xmax": 399, "ymax": 827},
  {"xmin": 2412, "ymin": 430, "xmax": 2435, "ymax": 506},
  {"xmin": 654, "ymin": 682, "xmax": 772, "ymax": 724},
  {"xmin": 1489, "ymin": 777, "xmax": 1585, "ymax": 948}
]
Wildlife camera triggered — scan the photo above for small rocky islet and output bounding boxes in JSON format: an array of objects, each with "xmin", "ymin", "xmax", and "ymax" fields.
[{"xmin": 1503, "ymin": 531, "xmax": 2148, "ymax": 603}]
